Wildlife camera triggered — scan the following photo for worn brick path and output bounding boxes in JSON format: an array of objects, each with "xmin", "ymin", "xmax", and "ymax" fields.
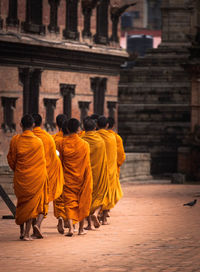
[{"xmin": 1, "ymin": 183, "xmax": 200, "ymax": 272}]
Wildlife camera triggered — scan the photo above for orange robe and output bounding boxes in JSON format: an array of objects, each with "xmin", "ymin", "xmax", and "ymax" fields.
[
  {"xmin": 82, "ymin": 131, "xmax": 110, "ymax": 213},
  {"xmin": 78, "ymin": 130, "xmax": 85, "ymax": 137},
  {"xmin": 57, "ymin": 134, "xmax": 93, "ymax": 222},
  {"xmin": 7, "ymin": 130, "xmax": 48, "ymax": 225},
  {"xmin": 52, "ymin": 131, "xmax": 66, "ymax": 220},
  {"xmin": 33, "ymin": 127, "xmax": 64, "ymax": 203},
  {"xmin": 97, "ymin": 129, "xmax": 123, "ymax": 209},
  {"xmin": 52, "ymin": 130, "xmax": 63, "ymax": 147},
  {"xmin": 108, "ymin": 130, "xmax": 126, "ymax": 175}
]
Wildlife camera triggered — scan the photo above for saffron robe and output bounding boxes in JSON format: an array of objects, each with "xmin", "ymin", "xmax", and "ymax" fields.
[
  {"xmin": 97, "ymin": 129, "xmax": 123, "ymax": 209},
  {"xmin": 57, "ymin": 134, "xmax": 93, "ymax": 222},
  {"xmin": 108, "ymin": 130, "xmax": 126, "ymax": 175},
  {"xmin": 78, "ymin": 130, "xmax": 85, "ymax": 138},
  {"xmin": 33, "ymin": 127, "xmax": 64, "ymax": 202},
  {"xmin": 82, "ymin": 131, "xmax": 110, "ymax": 213},
  {"xmin": 52, "ymin": 130, "xmax": 63, "ymax": 147},
  {"xmin": 7, "ymin": 130, "xmax": 48, "ymax": 225},
  {"xmin": 52, "ymin": 132, "xmax": 66, "ymax": 220}
]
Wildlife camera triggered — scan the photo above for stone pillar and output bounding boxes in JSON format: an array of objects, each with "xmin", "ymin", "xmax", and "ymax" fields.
[
  {"xmin": 94, "ymin": 0, "xmax": 109, "ymax": 45},
  {"xmin": 91, "ymin": 77, "xmax": 107, "ymax": 115},
  {"xmin": 107, "ymin": 101, "xmax": 116, "ymax": 119},
  {"xmin": 48, "ymin": 0, "xmax": 60, "ymax": 33},
  {"xmin": 60, "ymin": 84, "xmax": 75, "ymax": 119},
  {"xmin": 6, "ymin": 0, "xmax": 19, "ymax": 27},
  {"xmin": 63, "ymin": 0, "xmax": 80, "ymax": 40},
  {"xmin": 19, "ymin": 68, "xmax": 42, "ymax": 115},
  {"xmin": 0, "ymin": 0, "xmax": 3, "ymax": 29},
  {"xmin": 22, "ymin": 0, "xmax": 45, "ymax": 35},
  {"xmin": 78, "ymin": 101, "xmax": 91, "ymax": 123},
  {"xmin": 43, "ymin": 98, "xmax": 58, "ymax": 131}
]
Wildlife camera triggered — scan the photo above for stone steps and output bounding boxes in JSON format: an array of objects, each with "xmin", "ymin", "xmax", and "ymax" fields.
[{"xmin": 118, "ymin": 46, "xmax": 191, "ymax": 175}]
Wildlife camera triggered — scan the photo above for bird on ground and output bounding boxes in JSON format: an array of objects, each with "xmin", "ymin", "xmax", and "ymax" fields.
[{"xmin": 183, "ymin": 199, "xmax": 197, "ymax": 206}]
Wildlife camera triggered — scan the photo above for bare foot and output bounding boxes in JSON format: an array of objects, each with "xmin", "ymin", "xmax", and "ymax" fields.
[
  {"xmin": 31, "ymin": 234, "xmax": 37, "ymax": 239},
  {"xmin": 91, "ymin": 214, "xmax": 100, "ymax": 228},
  {"xmin": 23, "ymin": 236, "xmax": 34, "ymax": 241},
  {"xmin": 65, "ymin": 232, "xmax": 73, "ymax": 237},
  {"xmin": 33, "ymin": 225, "xmax": 43, "ymax": 239},
  {"xmin": 78, "ymin": 229, "xmax": 87, "ymax": 235},
  {"xmin": 84, "ymin": 225, "xmax": 94, "ymax": 230},
  {"xmin": 57, "ymin": 218, "xmax": 64, "ymax": 234},
  {"xmin": 102, "ymin": 220, "xmax": 109, "ymax": 225}
]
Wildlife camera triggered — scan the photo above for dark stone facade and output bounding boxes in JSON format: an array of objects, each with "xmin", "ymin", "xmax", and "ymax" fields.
[{"xmin": 118, "ymin": 0, "xmax": 195, "ymax": 176}]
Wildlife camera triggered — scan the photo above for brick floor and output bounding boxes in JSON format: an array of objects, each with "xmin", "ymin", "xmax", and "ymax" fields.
[{"xmin": 1, "ymin": 183, "xmax": 200, "ymax": 272}]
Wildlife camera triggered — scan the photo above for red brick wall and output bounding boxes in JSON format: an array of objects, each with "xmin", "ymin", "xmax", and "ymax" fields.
[
  {"xmin": 0, "ymin": 0, "xmax": 123, "ymax": 166},
  {"xmin": 0, "ymin": 67, "xmax": 119, "ymax": 166},
  {"xmin": 1, "ymin": 0, "xmax": 121, "ymax": 47}
]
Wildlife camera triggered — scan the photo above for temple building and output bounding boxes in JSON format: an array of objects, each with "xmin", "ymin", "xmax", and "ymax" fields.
[
  {"xmin": 178, "ymin": 0, "xmax": 200, "ymax": 181},
  {"xmin": 119, "ymin": 0, "xmax": 199, "ymax": 177},
  {"xmin": 0, "ymin": 0, "xmax": 128, "ymax": 170}
]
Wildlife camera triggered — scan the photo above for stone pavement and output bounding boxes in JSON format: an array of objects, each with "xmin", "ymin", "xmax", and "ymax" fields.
[{"xmin": 1, "ymin": 183, "xmax": 200, "ymax": 272}]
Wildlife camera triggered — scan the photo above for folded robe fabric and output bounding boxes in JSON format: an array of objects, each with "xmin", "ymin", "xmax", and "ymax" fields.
[
  {"xmin": 107, "ymin": 130, "xmax": 126, "ymax": 175},
  {"xmin": 78, "ymin": 130, "xmax": 85, "ymax": 137},
  {"xmin": 52, "ymin": 132, "xmax": 66, "ymax": 220},
  {"xmin": 107, "ymin": 130, "xmax": 125, "ymax": 205},
  {"xmin": 33, "ymin": 127, "xmax": 64, "ymax": 203},
  {"xmin": 57, "ymin": 134, "xmax": 93, "ymax": 223},
  {"xmin": 52, "ymin": 130, "xmax": 63, "ymax": 147},
  {"xmin": 82, "ymin": 131, "xmax": 110, "ymax": 213},
  {"xmin": 97, "ymin": 129, "xmax": 123, "ymax": 209},
  {"xmin": 7, "ymin": 130, "xmax": 48, "ymax": 225}
]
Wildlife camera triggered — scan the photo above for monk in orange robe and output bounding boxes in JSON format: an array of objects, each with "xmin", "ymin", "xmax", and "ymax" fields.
[
  {"xmin": 82, "ymin": 117, "xmax": 110, "ymax": 229},
  {"xmin": 7, "ymin": 114, "xmax": 48, "ymax": 241},
  {"xmin": 52, "ymin": 114, "xmax": 68, "ymax": 233},
  {"xmin": 32, "ymin": 114, "xmax": 65, "ymax": 235},
  {"xmin": 57, "ymin": 118, "xmax": 93, "ymax": 236},
  {"xmin": 107, "ymin": 116, "xmax": 126, "ymax": 176},
  {"xmin": 107, "ymin": 117, "xmax": 125, "ymax": 213},
  {"xmin": 97, "ymin": 116, "xmax": 123, "ymax": 222},
  {"xmin": 52, "ymin": 114, "xmax": 67, "ymax": 147}
]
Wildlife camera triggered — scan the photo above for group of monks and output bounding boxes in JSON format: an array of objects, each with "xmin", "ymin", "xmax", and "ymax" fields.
[{"xmin": 7, "ymin": 112, "xmax": 125, "ymax": 241}]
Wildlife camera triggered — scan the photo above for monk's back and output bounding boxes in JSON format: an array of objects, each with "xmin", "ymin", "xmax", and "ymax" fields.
[
  {"xmin": 14, "ymin": 132, "xmax": 46, "ymax": 176},
  {"xmin": 61, "ymin": 134, "xmax": 90, "ymax": 185},
  {"xmin": 97, "ymin": 129, "xmax": 117, "ymax": 170}
]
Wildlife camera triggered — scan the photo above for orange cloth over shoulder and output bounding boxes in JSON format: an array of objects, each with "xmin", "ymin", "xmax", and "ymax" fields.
[
  {"xmin": 52, "ymin": 130, "xmax": 63, "ymax": 147},
  {"xmin": 33, "ymin": 127, "xmax": 64, "ymax": 202},
  {"xmin": 97, "ymin": 129, "xmax": 123, "ymax": 209},
  {"xmin": 7, "ymin": 130, "xmax": 48, "ymax": 225},
  {"xmin": 82, "ymin": 131, "xmax": 110, "ymax": 213},
  {"xmin": 57, "ymin": 134, "xmax": 93, "ymax": 223},
  {"xmin": 78, "ymin": 130, "xmax": 85, "ymax": 138}
]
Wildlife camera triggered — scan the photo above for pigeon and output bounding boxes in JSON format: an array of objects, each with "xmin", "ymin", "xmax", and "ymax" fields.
[{"xmin": 183, "ymin": 199, "xmax": 197, "ymax": 206}]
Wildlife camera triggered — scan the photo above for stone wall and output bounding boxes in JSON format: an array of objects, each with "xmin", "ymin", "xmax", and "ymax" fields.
[
  {"xmin": 120, "ymin": 152, "xmax": 152, "ymax": 182},
  {"xmin": 118, "ymin": 0, "xmax": 193, "ymax": 175}
]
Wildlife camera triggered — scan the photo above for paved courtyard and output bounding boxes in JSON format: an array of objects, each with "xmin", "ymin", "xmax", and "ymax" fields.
[{"xmin": 1, "ymin": 183, "xmax": 200, "ymax": 272}]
